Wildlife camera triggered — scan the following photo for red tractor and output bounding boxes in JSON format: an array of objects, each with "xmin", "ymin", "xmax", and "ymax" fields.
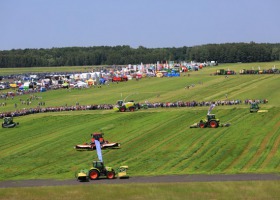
[
  {"xmin": 75, "ymin": 132, "xmax": 120, "ymax": 150},
  {"xmin": 112, "ymin": 76, "xmax": 128, "ymax": 82}
]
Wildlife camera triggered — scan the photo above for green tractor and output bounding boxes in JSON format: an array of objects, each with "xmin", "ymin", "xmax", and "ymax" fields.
[
  {"xmin": 76, "ymin": 161, "xmax": 115, "ymax": 181},
  {"xmin": 198, "ymin": 114, "xmax": 220, "ymax": 128},
  {"xmin": 250, "ymin": 102, "xmax": 259, "ymax": 113},
  {"xmin": 2, "ymin": 117, "xmax": 19, "ymax": 128},
  {"xmin": 190, "ymin": 114, "xmax": 230, "ymax": 128},
  {"xmin": 190, "ymin": 114, "xmax": 220, "ymax": 128},
  {"xmin": 113, "ymin": 100, "xmax": 139, "ymax": 112},
  {"xmin": 76, "ymin": 161, "xmax": 129, "ymax": 181},
  {"xmin": 88, "ymin": 161, "xmax": 116, "ymax": 180}
]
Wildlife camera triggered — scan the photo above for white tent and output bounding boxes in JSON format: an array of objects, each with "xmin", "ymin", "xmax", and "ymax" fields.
[{"xmin": 75, "ymin": 81, "xmax": 88, "ymax": 88}]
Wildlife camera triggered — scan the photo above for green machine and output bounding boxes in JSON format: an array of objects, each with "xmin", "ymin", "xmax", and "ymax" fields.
[
  {"xmin": 76, "ymin": 161, "xmax": 129, "ymax": 181},
  {"xmin": 2, "ymin": 117, "xmax": 19, "ymax": 128}
]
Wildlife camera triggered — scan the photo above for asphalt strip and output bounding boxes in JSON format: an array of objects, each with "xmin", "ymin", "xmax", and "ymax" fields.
[{"xmin": 0, "ymin": 174, "xmax": 280, "ymax": 188}]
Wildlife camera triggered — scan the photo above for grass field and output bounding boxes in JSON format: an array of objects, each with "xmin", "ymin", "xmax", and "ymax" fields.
[
  {"xmin": 1, "ymin": 181, "xmax": 280, "ymax": 200},
  {"xmin": 0, "ymin": 62, "xmax": 279, "ymax": 199}
]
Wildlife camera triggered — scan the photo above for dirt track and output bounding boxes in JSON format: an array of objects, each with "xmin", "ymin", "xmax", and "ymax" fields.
[{"xmin": 1, "ymin": 174, "xmax": 280, "ymax": 188}]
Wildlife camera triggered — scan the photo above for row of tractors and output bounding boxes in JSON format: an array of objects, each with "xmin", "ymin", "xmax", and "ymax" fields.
[{"xmin": 214, "ymin": 68, "xmax": 279, "ymax": 75}]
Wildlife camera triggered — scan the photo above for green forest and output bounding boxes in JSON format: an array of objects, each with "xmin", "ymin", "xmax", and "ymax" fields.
[{"xmin": 1, "ymin": 42, "xmax": 280, "ymax": 68}]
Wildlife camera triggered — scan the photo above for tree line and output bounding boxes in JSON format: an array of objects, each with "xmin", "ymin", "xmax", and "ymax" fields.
[{"xmin": 0, "ymin": 42, "xmax": 280, "ymax": 68}]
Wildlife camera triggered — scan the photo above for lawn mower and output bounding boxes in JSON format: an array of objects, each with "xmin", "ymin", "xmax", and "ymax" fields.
[{"xmin": 2, "ymin": 117, "xmax": 19, "ymax": 128}]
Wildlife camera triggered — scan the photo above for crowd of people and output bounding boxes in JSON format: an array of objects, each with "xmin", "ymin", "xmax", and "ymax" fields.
[
  {"xmin": 0, "ymin": 99, "xmax": 268, "ymax": 119},
  {"xmin": 0, "ymin": 79, "xmax": 268, "ymax": 118}
]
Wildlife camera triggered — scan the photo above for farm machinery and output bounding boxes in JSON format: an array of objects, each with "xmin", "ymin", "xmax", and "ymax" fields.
[
  {"xmin": 76, "ymin": 161, "xmax": 129, "ymax": 181},
  {"xmin": 249, "ymin": 102, "xmax": 268, "ymax": 113},
  {"xmin": 190, "ymin": 114, "xmax": 230, "ymax": 128},
  {"xmin": 75, "ymin": 132, "xmax": 120, "ymax": 150},
  {"xmin": 113, "ymin": 100, "xmax": 140, "ymax": 112},
  {"xmin": 75, "ymin": 131, "xmax": 129, "ymax": 182},
  {"xmin": 215, "ymin": 69, "xmax": 236, "ymax": 75},
  {"xmin": 112, "ymin": 75, "xmax": 128, "ymax": 82},
  {"xmin": 2, "ymin": 117, "xmax": 19, "ymax": 128},
  {"xmin": 250, "ymin": 102, "xmax": 259, "ymax": 113}
]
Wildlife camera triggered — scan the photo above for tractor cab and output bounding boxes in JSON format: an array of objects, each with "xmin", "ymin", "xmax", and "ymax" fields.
[
  {"xmin": 91, "ymin": 132, "xmax": 105, "ymax": 144},
  {"xmin": 116, "ymin": 100, "xmax": 134, "ymax": 106},
  {"xmin": 3, "ymin": 117, "xmax": 14, "ymax": 125},
  {"xmin": 250, "ymin": 103, "xmax": 259, "ymax": 113},
  {"xmin": 91, "ymin": 132, "xmax": 104, "ymax": 139},
  {"xmin": 116, "ymin": 100, "xmax": 124, "ymax": 107},
  {"xmin": 93, "ymin": 161, "xmax": 105, "ymax": 171},
  {"xmin": 207, "ymin": 114, "xmax": 216, "ymax": 121}
]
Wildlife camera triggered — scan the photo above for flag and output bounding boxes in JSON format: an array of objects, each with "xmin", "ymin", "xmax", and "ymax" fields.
[{"xmin": 95, "ymin": 140, "xmax": 103, "ymax": 162}]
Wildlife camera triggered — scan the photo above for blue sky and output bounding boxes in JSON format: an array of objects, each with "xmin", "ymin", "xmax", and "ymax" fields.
[{"xmin": 0, "ymin": 0, "xmax": 279, "ymax": 50}]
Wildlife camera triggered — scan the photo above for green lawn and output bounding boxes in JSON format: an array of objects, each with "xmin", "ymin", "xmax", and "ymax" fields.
[{"xmin": 1, "ymin": 181, "xmax": 280, "ymax": 200}]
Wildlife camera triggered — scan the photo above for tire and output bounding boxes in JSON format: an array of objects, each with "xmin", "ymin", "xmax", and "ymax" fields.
[
  {"xmin": 119, "ymin": 107, "xmax": 126, "ymax": 112},
  {"xmin": 107, "ymin": 171, "xmax": 115, "ymax": 179},
  {"xmin": 199, "ymin": 123, "xmax": 205, "ymax": 128},
  {"xmin": 209, "ymin": 120, "xmax": 218, "ymax": 128},
  {"xmin": 89, "ymin": 169, "xmax": 100, "ymax": 180},
  {"xmin": 129, "ymin": 107, "xmax": 135, "ymax": 112}
]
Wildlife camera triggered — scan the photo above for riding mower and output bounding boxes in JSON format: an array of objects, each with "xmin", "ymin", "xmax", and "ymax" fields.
[
  {"xmin": 190, "ymin": 114, "xmax": 230, "ymax": 128},
  {"xmin": 76, "ymin": 160, "xmax": 129, "ymax": 181},
  {"xmin": 2, "ymin": 117, "xmax": 19, "ymax": 128}
]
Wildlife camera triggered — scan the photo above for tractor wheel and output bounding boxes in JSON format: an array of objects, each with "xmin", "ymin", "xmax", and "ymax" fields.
[
  {"xmin": 119, "ymin": 107, "xmax": 126, "ymax": 112},
  {"xmin": 199, "ymin": 122, "xmax": 205, "ymax": 128},
  {"xmin": 107, "ymin": 171, "xmax": 115, "ymax": 179},
  {"xmin": 129, "ymin": 107, "xmax": 135, "ymax": 112},
  {"xmin": 209, "ymin": 121, "xmax": 218, "ymax": 128},
  {"xmin": 89, "ymin": 169, "xmax": 100, "ymax": 180}
]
